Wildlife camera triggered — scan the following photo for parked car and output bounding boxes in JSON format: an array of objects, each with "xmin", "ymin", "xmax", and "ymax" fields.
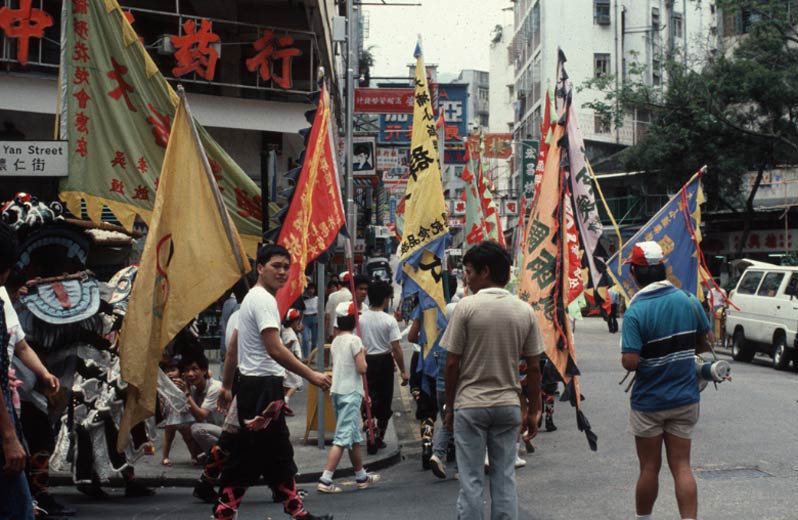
[{"xmin": 724, "ymin": 260, "xmax": 798, "ymax": 370}]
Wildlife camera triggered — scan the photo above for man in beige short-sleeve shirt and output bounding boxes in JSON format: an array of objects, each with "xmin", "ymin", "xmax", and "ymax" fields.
[{"xmin": 441, "ymin": 241, "xmax": 544, "ymax": 520}]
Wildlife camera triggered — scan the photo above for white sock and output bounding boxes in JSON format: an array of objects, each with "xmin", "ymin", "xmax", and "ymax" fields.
[
  {"xmin": 635, "ymin": 515, "xmax": 652, "ymax": 520},
  {"xmin": 355, "ymin": 468, "xmax": 368, "ymax": 480},
  {"xmin": 320, "ymin": 470, "xmax": 333, "ymax": 483}
]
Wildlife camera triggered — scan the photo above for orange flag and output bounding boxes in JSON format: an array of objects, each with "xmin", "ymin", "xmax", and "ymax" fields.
[{"xmin": 276, "ymin": 83, "xmax": 346, "ymax": 314}]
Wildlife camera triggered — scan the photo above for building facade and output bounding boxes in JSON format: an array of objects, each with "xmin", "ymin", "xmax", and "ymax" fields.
[{"xmin": 0, "ymin": 0, "xmax": 344, "ymax": 212}]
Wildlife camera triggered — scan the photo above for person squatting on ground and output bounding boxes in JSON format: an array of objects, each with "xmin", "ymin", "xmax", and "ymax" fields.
[
  {"xmin": 358, "ymin": 281, "xmax": 407, "ymax": 450},
  {"xmin": 180, "ymin": 354, "xmax": 224, "ymax": 456},
  {"xmin": 0, "ymin": 221, "xmax": 36, "ymax": 520},
  {"xmin": 317, "ymin": 301, "xmax": 381, "ymax": 493},
  {"xmin": 620, "ymin": 241, "xmax": 711, "ymax": 520},
  {"xmin": 281, "ymin": 308, "xmax": 305, "ymax": 414},
  {"xmin": 213, "ymin": 244, "xmax": 332, "ymax": 520},
  {"xmin": 441, "ymin": 241, "xmax": 545, "ymax": 520},
  {"xmin": 160, "ymin": 357, "xmax": 202, "ymax": 466}
]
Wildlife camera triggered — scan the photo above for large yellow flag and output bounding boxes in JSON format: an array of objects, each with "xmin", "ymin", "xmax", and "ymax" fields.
[
  {"xmin": 117, "ymin": 88, "xmax": 250, "ymax": 451},
  {"xmin": 397, "ymin": 41, "xmax": 449, "ymax": 361}
]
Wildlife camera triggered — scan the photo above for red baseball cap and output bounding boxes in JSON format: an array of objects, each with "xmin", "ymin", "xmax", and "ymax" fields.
[
  {"xmin": 335, "ymin": 301, "xmax": 359, "ymax": 318},
  {"xmin": 625, "ymin": 241, "xmax": 664, "ymax": 266},
  {"xmin": 284, "ymin": 308, "xmax": 301, "ymax": 322}
]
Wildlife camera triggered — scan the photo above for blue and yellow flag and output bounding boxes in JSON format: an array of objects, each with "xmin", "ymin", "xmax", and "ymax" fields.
[
  {"xmin": 606, "ymin": 172, "xmax": 705, "ymax": 301},
  {"xmin": 396, "ymin": 41, "xmax": 449, "ymax": 360}
]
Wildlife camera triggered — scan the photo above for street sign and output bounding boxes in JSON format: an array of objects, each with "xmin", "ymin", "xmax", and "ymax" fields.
[{"xmin": 0, "ymin": 141, "xmax": 68, "ymax": 177}]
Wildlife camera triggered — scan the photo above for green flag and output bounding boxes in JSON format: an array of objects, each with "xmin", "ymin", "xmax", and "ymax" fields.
[{"xmin": 60, "ymin": 0, "xmax": 267, "ymax": 254}]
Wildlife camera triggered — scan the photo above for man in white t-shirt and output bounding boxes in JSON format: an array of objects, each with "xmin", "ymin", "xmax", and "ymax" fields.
[
  {"xmin": 214, "ymin": 244, "xmax": 331, "ymax": 520},
  {"xmin": 359, "ymin": 281, "xmax": 407, "ymax": 449}
]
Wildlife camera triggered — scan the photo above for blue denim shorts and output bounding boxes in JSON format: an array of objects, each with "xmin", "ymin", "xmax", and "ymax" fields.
[
  {"xmin": 331, "ymin": 392, "xmax": 364, "ymax": 449},
  {"xmin": 0, "ymin": 469, "xmax": 34, "ymax": 520}
]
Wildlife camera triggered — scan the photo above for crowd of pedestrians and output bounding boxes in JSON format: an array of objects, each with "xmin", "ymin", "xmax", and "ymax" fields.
[{"xmin": 0, "ymin": 224, "xmax": 715, "ymax": 520}]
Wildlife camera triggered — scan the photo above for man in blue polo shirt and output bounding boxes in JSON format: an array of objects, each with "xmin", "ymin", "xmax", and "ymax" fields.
[{"xmin": 621, "ymin": 241, "xmax": 711, "ymax": 520}]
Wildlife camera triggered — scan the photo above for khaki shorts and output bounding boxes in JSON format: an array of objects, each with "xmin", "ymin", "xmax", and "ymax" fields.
[{"xmin": 629, "ymin": 402, "xmax": 700, "ymax": 439}]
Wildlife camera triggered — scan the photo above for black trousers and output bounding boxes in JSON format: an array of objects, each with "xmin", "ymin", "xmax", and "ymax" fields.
[
  {"xmin": 218, "ymin": 375, "xmax": 296, "ymax": 488},
  {"xmin": 365, "ymin": 352, "xmax": 394, "ymax": 428},
  {"xmin": 608, "ymin": 303, "xmax": 619, "ymax": 333}
]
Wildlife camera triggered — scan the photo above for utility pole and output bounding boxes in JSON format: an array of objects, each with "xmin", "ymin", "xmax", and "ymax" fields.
[{"xmin": 346, "ymin": 0, "xmax": 356, "ymax": 246}]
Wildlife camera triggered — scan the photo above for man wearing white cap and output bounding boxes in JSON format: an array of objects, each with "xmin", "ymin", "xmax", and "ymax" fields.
[{"xmin": 620, "ymin": 241, "xmax": 711, "ymax": 520}]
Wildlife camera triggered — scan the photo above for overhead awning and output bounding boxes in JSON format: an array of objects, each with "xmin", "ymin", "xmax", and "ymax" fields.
[{"xmin": 0, "ymin": 74, "xmax": 312, "ymax": 134}]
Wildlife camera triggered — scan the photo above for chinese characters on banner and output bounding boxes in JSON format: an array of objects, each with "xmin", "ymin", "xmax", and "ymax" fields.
[
  {"xmin": 378, "ymin": 84, "xmax": 468, "ymax": 145},
  {"xmin": 60, "ymin": 0, "xmax": 263, "ymax": 254}
]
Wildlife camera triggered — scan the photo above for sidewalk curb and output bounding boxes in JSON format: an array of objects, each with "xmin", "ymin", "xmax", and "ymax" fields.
[{"xmin": 49, "ymin": 446, "xmax": 402, "ymax": 488}]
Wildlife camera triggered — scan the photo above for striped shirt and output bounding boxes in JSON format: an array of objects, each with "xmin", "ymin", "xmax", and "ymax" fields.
[{"xmin": 621, "ymin": 281, "xmax": 710, "ymax": 412}]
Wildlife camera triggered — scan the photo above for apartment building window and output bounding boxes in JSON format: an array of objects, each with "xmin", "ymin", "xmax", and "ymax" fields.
[
  {"xmin": 672, "ymin": 13, "xmax": 683, "ymax": 38},
  {"xmin": 652, "ymin": 59, "xmax": 662, "ymax": 86},
  {"xmin": 594, "ymin": 0, "xmax": 611, "ymax": 25},
  {"xmin": 478, "ymin": 87, "xmax": 489, "ymax": 101},
  {"xmin": 651, "ymin": 7, "xmax": 660, "ymax": 30},
  {"xmin": 594, "ymin": 53, "xmax": 611, "ymax": 79},
  {"xmin": 594, "ymin": 113, "xmax": 611, "ymax": 134}
]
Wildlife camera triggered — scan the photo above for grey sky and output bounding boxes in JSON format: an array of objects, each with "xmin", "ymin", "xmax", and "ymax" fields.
[{"xmin": 363, "ymin": 1, "xmax": 512, "ymax": 81}]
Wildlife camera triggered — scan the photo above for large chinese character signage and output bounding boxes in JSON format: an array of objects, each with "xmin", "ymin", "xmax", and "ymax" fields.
[
  {"xmin": 378, "ymin": 83, "xmax": 467, "ymax": 144},
  {"xmin": 59, "ymin": 0, "xmax": 263, "ymax": 254},
  {"xmin": 1, "ymin": 4, "xmax": 307, "ymax": 93},
  {"xmin": 0, "ymin": 0, "xmax": 53, "ymax": 65},
  {"xmin": 520, "ymin": 139, "xmax": 539, "ymax": 200},
  {"xmin": 0, "ymin": 141, "xmax": 68, "ymax": 177}
]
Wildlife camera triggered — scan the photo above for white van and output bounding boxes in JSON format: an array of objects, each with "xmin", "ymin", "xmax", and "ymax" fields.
[{"xmin": 725, "ymin": 260, "xmax": 798, "ymax": 370}]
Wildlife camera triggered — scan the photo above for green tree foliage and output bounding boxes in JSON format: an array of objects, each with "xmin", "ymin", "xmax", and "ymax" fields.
[{"xmin": 582, "ymin": 0, "xmax": 798, "ymax": 255}]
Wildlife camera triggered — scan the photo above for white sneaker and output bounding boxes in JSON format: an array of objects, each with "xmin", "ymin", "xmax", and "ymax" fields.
[
  {"xmin": 484, "ymin": 453, "xmax": 490, "ymax": 469},
  {"xmin": 356, "ymin": 473, "xmax": 381, "ymax": 489},
  {"xmin": 514, "ymin": 456, "xmax": 527, "ymax": 468},
  {"xmin": 429, "ymin": 454, "xmax": 446, "ymax": 479}
]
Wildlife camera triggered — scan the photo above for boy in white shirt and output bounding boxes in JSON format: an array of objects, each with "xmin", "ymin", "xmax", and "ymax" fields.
[{"xmin": 317, "ymin": 302, "xmax": 380, "ymax": 493}]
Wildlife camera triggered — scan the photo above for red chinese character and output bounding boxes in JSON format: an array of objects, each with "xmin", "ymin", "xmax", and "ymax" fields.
[
  {"xmin": 245, "ymin": 30, "xmax": 302, "ymax": 90},
  {"xmin": 384, "ymin": 124, "xmax": 403, "ymax": 142},
  {"xmin": 466, "ymin": 222, "xmax": 485, "ymax": 244},
  {"xmin": 146, "ymin": 103, "xmax": 171, "ymax": 148},
  {"xmin": 72, "ymin": 0, "xmax": 87, "ymax": 15},
  {"xmin": 0, "ymin": 0, "xmax": 54, "ymax": 66},
  {"xmin": 107, "ymin": 57, "xmax": 137, "ymax": 112},
  {"xmin": 170, "ymin": 19, "xmax": 220, "ymax": 81},
  {"xmin": 444, "ymin": 124, "xmax": 462, "ymax": 142},
  {"xmin": 154, "ymin": 178, "xmax": 160, "ymax": 191},
  {"xmin": 72, "ymin": 87, "xmax": 91, "ymax": 109},
  {"xmin": 111, "ymin": 150, "xmax": 127, "ymax": 169},
  {"xmin": 73, "ymin": 66, "xmax": 90, "ymax": 85},
  {"xmin": 73, "ymin": 18, "xmax": 88, "ymax": 40},
  {"xmin": 747, "ymin": 233, "xmax": 761, "ymax": 249},
  {"xmin": 72, "ymin": 41, "xmax": 89, "ymax": 62},
  {"xmin": 136, "ymin": 157, "xmax": 148, "ymax": 174},
  {"xmin": 110, "ymin": 178, "xmax": 125, "ymax": 195},
  {"xmin": 75, "ymin": 136, "xmax": 87, "ymax": 157},
  {"xmin": 74, "ymin": 112, "xmax": 89, "ymax": 134},
  {"xmin": 132, "ymin": 185, "xmax": 150, "ymax": 201},
  {"xmin": 234, "ymin": 187, "xmax": 262, "ymax": 220},
  {"xmin": 207, "ymin": 157, "xmax": 224, "ymax": 192},
  {"xmin": 765, "ymin": 233, "xmax": 778, "ymax": 249}
]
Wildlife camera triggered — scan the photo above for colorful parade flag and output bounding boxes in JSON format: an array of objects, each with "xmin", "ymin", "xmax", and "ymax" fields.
[
  {"xmin": 518, "ymin": 61, "xmax": 596, "ymax": 451},
  {"xmin": 276, "ymin": 83, "xmax": 346, "ymax": 315},
  {"xmin": 117, "ymin": 89, "xmax": 250, "ymax": 451},
  {"xmin": 606, "ymin": 172, "xmax": 706, "ymax": 302},
  {"xmin": 554, "ymin": 50, "xmax": 605, "ymax": 290},
  {"xmin": 461, "ymin": 146, "xmax": 488, "ymax": 251},
  {"xmin": 476, "ymin": 151, "xmax": 505, "ymax": 247},
  {"xmin": 483, "ymin": 133, "xmax": 513, "ymax": 159},
  {"xmin": 397, "ymin": 41, "xmax": 450, "ymax": 361},
  {"xmin": 59, "ymin": 0, "xmax": 266, "ymax": 255}
]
